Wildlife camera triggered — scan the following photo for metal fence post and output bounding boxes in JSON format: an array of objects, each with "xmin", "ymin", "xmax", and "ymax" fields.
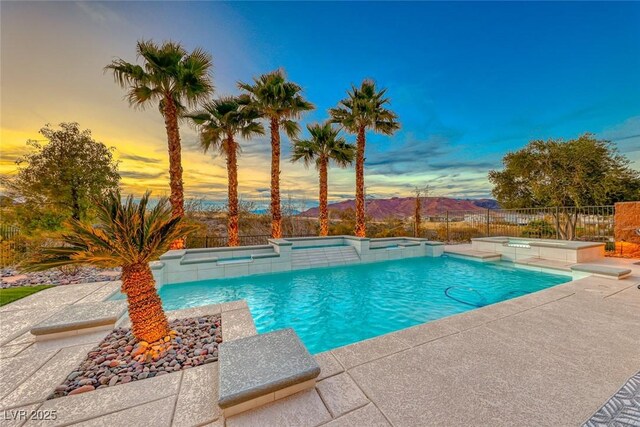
[
  {"xmin": 445, "ymin": 210, "xmax": 450, "ymax": 242},
  {"xmin": 555, "ymin": 206, "xmax": 559, "ymax": 240},
  {"xmin": 486, "ymin": 208, "xmax": 490, "ymax": 237}
]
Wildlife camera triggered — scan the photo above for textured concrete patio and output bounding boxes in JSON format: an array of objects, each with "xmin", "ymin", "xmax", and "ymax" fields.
[{"xmin": 1, "ymin": 257, "xmax": 639, "ymax": 426}]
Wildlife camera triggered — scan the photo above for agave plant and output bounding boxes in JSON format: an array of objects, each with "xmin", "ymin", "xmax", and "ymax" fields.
[{"xmin": 20, "ymin": 191, "xmax": 197, "ymax": 343}]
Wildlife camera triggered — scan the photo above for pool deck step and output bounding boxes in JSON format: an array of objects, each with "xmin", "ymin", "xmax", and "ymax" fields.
[
  {"xmin": 570, "ymin": 263, "xmax": 632, "ymax": 279},
  {"xmin": 30, "ymin": 301, "xmax": 128, "ymax": 340},
  {"xmin": 218, "ymin": 328, "xmax": 320, "ymax": 417},
  {"xmin": 444, "ymin": 248, "xmax": 502, "ymax": 262},
  {"xmin": 291, "ymin": 246, "xmax": 360, "ymax": 269}
]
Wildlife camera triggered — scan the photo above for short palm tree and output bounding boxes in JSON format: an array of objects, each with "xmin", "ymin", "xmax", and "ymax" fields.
[
  {"xmin": 238, "ymin": 69, "xmax": 314, "ymax": 238},
  {"xmin": 185, "ymin": 96, "xmax": 264, "ymax": 246},
  {"xmin": 105, "ymin": 40, "xmax": 213, "ymax": 249},
  {"xmin": 292, "ymin": 123, "xmax": 355, "ymax": 236},
  {"xmin": 20, "ymin": 192, "xmax": 197, "ymax": 343},
  {"xmin": 330, "ymin": 80, "xmax": 400, "ymax": 237}
]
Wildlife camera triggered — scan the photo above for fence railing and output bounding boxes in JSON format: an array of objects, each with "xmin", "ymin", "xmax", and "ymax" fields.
[
  {"xmin": 186, "ymin": 234, "xmax": 316, "ymax": 249},
  {"xmin": 1, "ymin": 224, "xmax": 24, "ymax": 268},
  {"xmin": 0, "ymin": 205, "xmax": 620, "ymax": 266},
  {"xmin": 419, "ymin": 206, "xmax": 615, "ymax": 244}
]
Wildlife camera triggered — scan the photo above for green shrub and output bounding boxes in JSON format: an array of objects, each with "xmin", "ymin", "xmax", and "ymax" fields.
[{"xmin": 521, "ymin": 219, "xmax": 556, "ymax": 238}]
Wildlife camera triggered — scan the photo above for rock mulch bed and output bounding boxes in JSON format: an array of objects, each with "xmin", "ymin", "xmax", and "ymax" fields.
[
  {"xmin": 1, "ymin": 266, "xmax": 121, "ymax": 288},
  {"xmin": 50, "ymin": 314, "xmax": 222, "ymax": 398}
]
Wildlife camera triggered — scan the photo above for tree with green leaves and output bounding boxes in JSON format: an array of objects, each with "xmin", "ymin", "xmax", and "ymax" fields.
[
  {"xmin": 489, "ymin": 133, "xmax": 640, "ymax": 239},
  {"xmin": 6, "ymin": 122, "xmax": 120, "ymax": 223},
  {"xmin": 185, "ymin": 96, "xmax": 264, "ymax": 246},
  {"xmin": 238, "ymin": 69, "xmax": 314, "ymax": 238},
  {"xmin": 330, "ymin": 80, "xmax": 400, "ymax": 237},
  {"xmin": 21, "ymin": 192, "xmax": 197, "ymax": 343},
  {"xmin": 105, "ymin": 40, "xmax": 214, "ymax": 248},
  {"xmin": 292, "ymin": 123, "xmax": 355, "ymax": 236}
]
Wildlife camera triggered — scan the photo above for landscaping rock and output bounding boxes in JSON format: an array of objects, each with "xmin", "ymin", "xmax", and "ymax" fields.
[
  {"xmin": 0, "ymin": 266, "xmax": 121, "ymax": 289},
  {"xmin": 49, "ymin": 314, "xmax": 222, "ymax": 399},
  {"xmin": 68, "ymin": 385, "xmax": 95, "ymax": 395}
]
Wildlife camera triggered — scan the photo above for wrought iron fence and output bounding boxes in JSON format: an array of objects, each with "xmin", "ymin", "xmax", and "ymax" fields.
[
  {"xmin": 0, "ymin": 205, "xmax": 621, "ymax": 266},
  {"xmin": 186, "ymin": 234, "xmax": 316, "ymax": 249},
  {"xmin": 0, "ymin": 224, "xmax": 24, "ymax": 268},
  {"xmin": 420, "ymin": 206, "xmax": 615, "ymax": 244}
]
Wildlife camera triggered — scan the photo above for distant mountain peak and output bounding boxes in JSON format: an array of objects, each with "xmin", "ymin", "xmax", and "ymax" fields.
[{"xmin": 299, "ymin": 196, "xmax": 499, "ymax": 219}]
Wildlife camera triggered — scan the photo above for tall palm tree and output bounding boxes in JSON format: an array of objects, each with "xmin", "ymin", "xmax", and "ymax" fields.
[
  {"xmin": 105, "ymin": 40, "xmax": 213, "ymax": 249},
  {"xmin": 330, "ymin": 80, "xmax": 400, "ymax": 237},
  {"xmin": 185, "ymin": 96, "xmax": 264, "ymax": 246},
  {"xmin": 21, "ymin": 192, "xmax": 197, "ymax": 343},
  {"xmin": 292, "ymin": 123, "xmax": 355, "ymax": 236},
  {"xmin": 238, "ymin": 69, "xmax": 314, "ymax": 238}
]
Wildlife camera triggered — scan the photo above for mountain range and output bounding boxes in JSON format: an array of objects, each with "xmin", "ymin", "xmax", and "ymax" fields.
[{"xmin": 299, "ymin": 197, "xmax": 499, "ymax": 220}]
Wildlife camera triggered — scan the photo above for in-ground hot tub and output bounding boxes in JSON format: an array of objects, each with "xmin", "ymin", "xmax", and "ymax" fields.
[{"xmin": 471, "ymin": 236, "xmax": 605, "ymax": 263}]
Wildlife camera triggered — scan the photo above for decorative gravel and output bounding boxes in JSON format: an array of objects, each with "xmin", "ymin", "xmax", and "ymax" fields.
[
  {"xmin": 1, "ymin": 266, "xmax": 121, "ymax": 288},
  {"xmin": 50, "ymin": 314, "xmax": 222, "ymax": 398}
]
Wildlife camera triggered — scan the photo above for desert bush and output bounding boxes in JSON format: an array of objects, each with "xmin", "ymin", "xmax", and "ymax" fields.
[{"xmin": 521, "ymin": 219, "xmax": 556, "ymax": 238}]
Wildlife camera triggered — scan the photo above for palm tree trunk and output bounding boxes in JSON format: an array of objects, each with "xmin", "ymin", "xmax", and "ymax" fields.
[
  {"xmin": 270, "ymin": 117, "xmax": 282, "ymax": 238},
  {"xmin": 227, "ymin": 135, "xmax": 240, "ymax": 247},
  {"xmin": 319, "ymin": 157, "xmax": 329, "ymax": 236},
  {"xmin": 163, "ymin": 96, "xmax": 186, "ymax": 250},
  {"xmin": 121, "ymin": 262, "xmax": 169, "ymax": 343},
  {"xmin": 355, "ymin": 125, "xmax": 366, "ymax": 237}
]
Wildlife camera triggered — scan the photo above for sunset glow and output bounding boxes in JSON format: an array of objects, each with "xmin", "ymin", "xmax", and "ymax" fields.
[{"xmin": 2, "ymin": 1, "xmax": 639, "ymax": 204}]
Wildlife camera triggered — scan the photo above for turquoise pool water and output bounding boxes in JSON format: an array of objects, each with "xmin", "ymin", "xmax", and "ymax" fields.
[{"xmin": 115, "ymin": 256, "xmax": 571, "ymax": 354}]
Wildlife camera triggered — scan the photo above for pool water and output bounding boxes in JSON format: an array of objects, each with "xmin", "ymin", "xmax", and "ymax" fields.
[{"xmin": 116, "ymin": 256, "xmax": 571, "ymax": 354}]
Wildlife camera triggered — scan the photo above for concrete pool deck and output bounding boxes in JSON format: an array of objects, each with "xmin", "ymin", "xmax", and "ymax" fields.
[{"xmin": 1, "ymin": 257, "xmax": 639, "ymax": 426}]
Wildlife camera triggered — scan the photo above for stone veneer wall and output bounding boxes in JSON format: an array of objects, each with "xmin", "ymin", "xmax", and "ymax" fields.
[{"xmin": 614, "ymin": 201, "xmax": 640, "ymax": 257}]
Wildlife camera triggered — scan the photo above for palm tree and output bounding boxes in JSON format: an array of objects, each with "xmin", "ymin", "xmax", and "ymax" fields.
[
  {"xmin": 185, "ymin": 96, "xmax": 264, "ymax": 246},
  {"xmin": 105, "ymin": 40, "xmax": 213, "ymax": 249},
  {"xmin": 238, "ymin": 69, "xmax": 314, "ymax": 238},
  {"xmin": 20, "ymin": 192, "xmax": 196, "ymax": 343},
  {"xmin": 330, "ymin": 80, "xmax": 400, "ymax": 237},
  {"xmin": 292, "ymin": 123, "xmax": 355, "ymax": 236}
]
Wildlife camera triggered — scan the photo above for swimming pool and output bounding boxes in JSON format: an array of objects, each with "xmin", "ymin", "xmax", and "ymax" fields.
[{"xmin": 114, "ymin": 256, "xmax": 571, "ymax": 353}]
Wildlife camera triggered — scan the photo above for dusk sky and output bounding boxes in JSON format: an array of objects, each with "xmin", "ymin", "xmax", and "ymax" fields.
[{"xmin": 2, "ymin": 1, "xmax": 639, "ymax": 205}]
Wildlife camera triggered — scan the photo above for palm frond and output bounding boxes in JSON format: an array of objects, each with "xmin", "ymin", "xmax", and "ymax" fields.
[
  {"xmin": 281, "ymin": 119, "xmax": 300, "ymax": 139},
  {"xmin": 330, "ymin": 80, "xmax": 400, "ymax": 136},
  {"xmin": 291, "ymin": 122, "xmax": 355, "ymax": 170},
  {"xmin": 237, "ymin": 69, "xmax": 313, "ymax": 121},
  {"xmin": 107, "ymin": 39, "xmax": 213, "ymax": 113}
]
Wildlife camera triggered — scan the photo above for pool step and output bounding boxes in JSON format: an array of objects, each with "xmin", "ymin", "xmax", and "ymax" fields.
[
  {"xmin": 514, "ymin": 257, "xmax": 574, "ymax": 272},
  {"xmin": 291, "ymin": 246, "xmax": 360, "ymax": 269},
  {"xmin": 570, "ymin": 264, "xmax": 632, "ymax": 279},
  {"xmin": 444, "ymin": 248, "xmax": 502, "ymax": 262}
]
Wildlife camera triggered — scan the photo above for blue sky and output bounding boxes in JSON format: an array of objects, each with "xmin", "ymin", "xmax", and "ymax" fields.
[{"xmin": 2, "ymin": 1, "xmax": 639, "ymax": 201}]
